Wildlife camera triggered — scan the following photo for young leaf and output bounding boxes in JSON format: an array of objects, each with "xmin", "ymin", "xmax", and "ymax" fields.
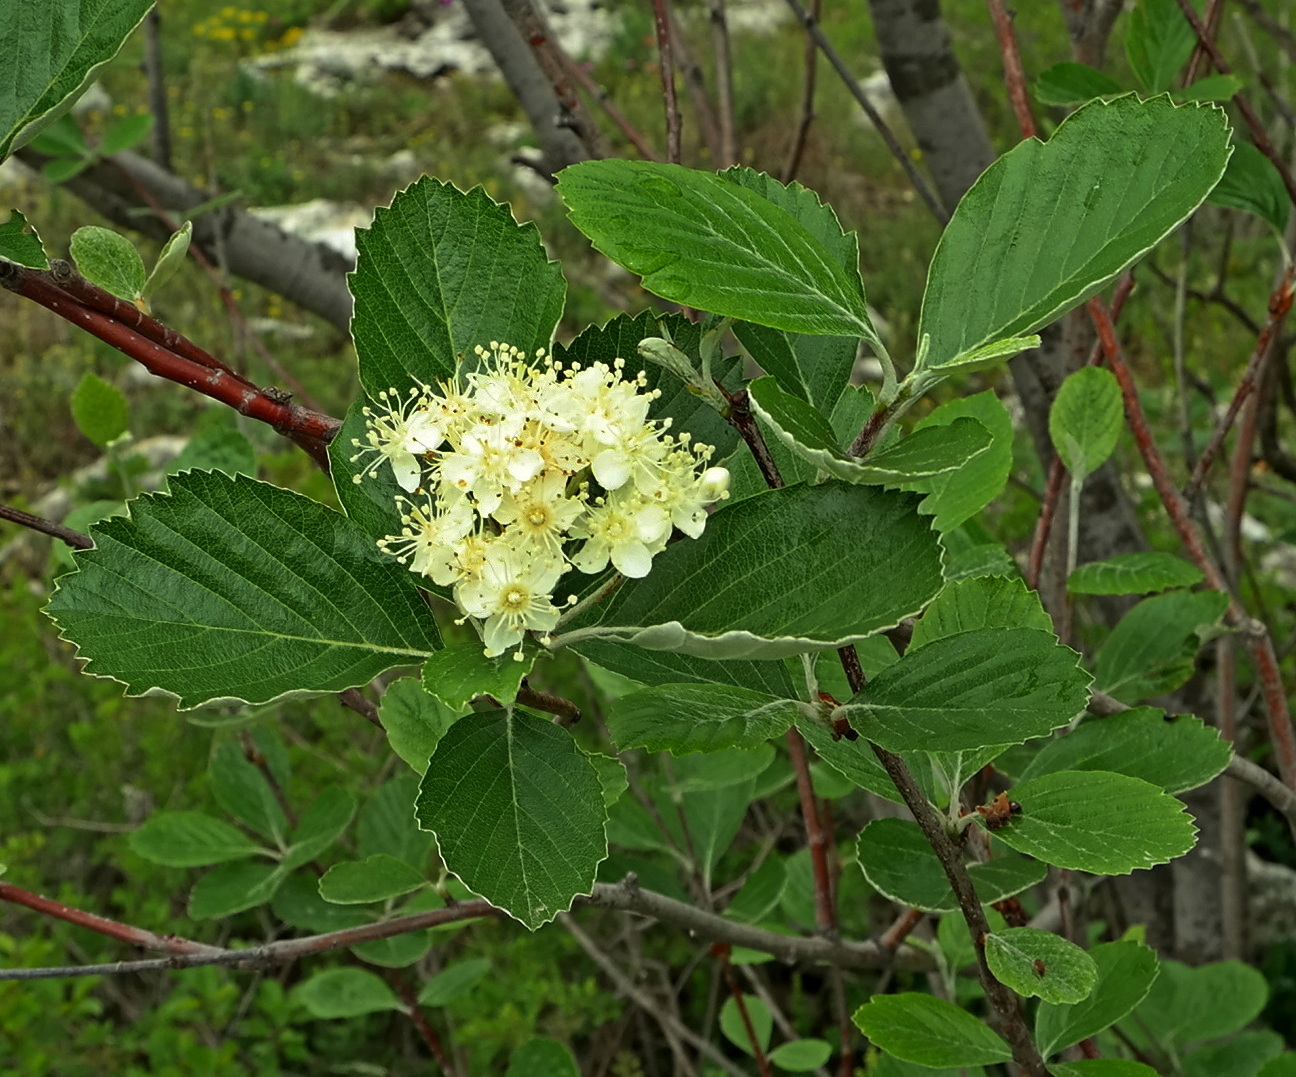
[
  {"xmin": 833, "ymin": 628, "xmax": 1090, "ymax": 753},
  {"xmin": 70, "ymin": 372, "xmax": 129, "ymax": 447},
  {"xmin": 45, "ymin": 471, "xmax": 442, "ymax": 708},
  {"xmin": 1018, "ymin": 707, "xmax": 1230, "ymax": 794},
  {"xmin": 1094, "ymin": 589, "xmax": 1229, "ymax": 702},
  {"xmin": 918, "ymin": 95, "xmax": 1230, "ymax": 373},
  {"xmin": 0, "ymin": 0, "xmax": 154, "ymax": 159},
  {"xmin": 281, "ymin": 787, "xmax": 357, "ymax": 870},
  {"xmin": 1175, "ymin": 73, "xmax": 1242, "ymax": 103},
  {"xmin": 909, "ymin": 575, "xmax": 1052, "ymax": 650},
  {"xmin": 1208, "ymin": 140, "xmax": 1291, "ymax": 235},
  {"xmin": 188, "ymin": 860, "xmax": 287, "ymax": 919},
  {"xmin": 1049, "ymin": 367, "xmax": 1123, "ymax": 481},
  {"xmin": 418, "ymin": 958, "xmax": 492, "ymax": 1006},
  {"xmin": 128, "ymin": 811, "xmax": 266, "ymax": 867},
  {"xmin": 415, "ymin": 709, "xmax": 607, "ymax": 930},
  {"xmin": 69, "ymin": 225, "xmax": 147, "ymax": 303},
  {"xmin": 1068, "ymin": 552, "xmax": 1203, "ymax": 595},
  {"xmin": 318, "ymin": 854, "xmax": 426, "ymax": 904},
  {"xmin": 720, "ymin": 994, "xmax": 773, "ymax": 1056},
  {"xmin": 898, "ymin": 391, "xmax": 1015, "ymax": 531},
  {"xmin": 1036, "ymin": 940, "xmax": 1160, "ymax": 1056},
  {"xmin": 555, "ymin": 483, "xmax": 943, "ymax": 661},
  {"xmin": 1126, "ymin": 0, "xmax": 1201, "ymax": 94},
  {"xmin": 853, "ymin": 994, "xmax": 1013, "ymax": 1068},
  {"xmin": 351, "ymin": 175, "xmax": 565, "ymax": 399},
  {"xmin": 423, "ymin": 643, "xmax": 531, "ymax": 714},
  {"xmin": 142, "ymin": 220, "xmax": 192, "ymax": 300},
  {"xmin": 1121, "ymin": 959, "xmax": 1269, "ymax": 1052},
  {"xmin": 1033, "ymin": 62, "xmax": 1123, "ymax": 107},
  {"xmin": 557, "ymin": 160, "xmax": 880, "ymax": 343},
  {"xmin": 291, "ymin": 968, "xmax": 404, "ymax": 1020},
  {"xmin": 607, "ymin": 683, "xmax": 801, "ymax": 755},
  {"xmin": 985, "ymin": 928, "xmax": 1097, "ymax": 1004},
  {"xmin": 0, "ymin": 208, "xmax": 48, "ymax": 269},
  {"xmin": 990, "ymin": 770, "xmax": 1196, "ymax": 874},
  {"xmin": 209, "ymin": 738, "xmax": 288, "ymax": 845},
  {"xmin": 381, "ymin": 677, "xmax": 459, "ymax": 775}
]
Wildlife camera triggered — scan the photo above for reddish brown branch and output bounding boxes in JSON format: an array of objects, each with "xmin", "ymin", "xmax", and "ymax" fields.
[
  {"xmin": 986, "ymin": 0, "xmax": 1038, "ymax": 139},
  {"xmin": 651, "ymin": 0, "xmax": 683, "ymax": 164},
  {"xmin": 713, "ymin": 943, "xmax": 773, "ymax": 1075},
  {"xmin": 391, "ymin": 973, "xmax": 458, "ymax": 1075},
  {"xmin": 785, "ymin": 728, "xmax": 836, "ymax": 934},
  {"xmin": 879, "ymin": 906, "xmax": 926, "ymax": 952}
]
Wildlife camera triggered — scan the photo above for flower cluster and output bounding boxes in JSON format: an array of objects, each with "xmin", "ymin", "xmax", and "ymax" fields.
[{"xmin": 352, "ymin": 343, "xmax": 730, "ymax": 658}]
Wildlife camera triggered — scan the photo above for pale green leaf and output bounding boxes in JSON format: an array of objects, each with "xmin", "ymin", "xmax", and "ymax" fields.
[
  {"xmin": 506, "ymin": 1038, "xmax": 580, "ymax": 1077},
  {"xmin": 834, "ymin": 628, "xmax": 1090, "ymax": 753},
  {"xmin": 188, "ymin": 860, "xmax": 287, "ymax": 919},
  {"xmin": 423, "ymin": 643, "xmax": 531, "ymax": 714},
  {"xmin": 70, "ymin": 372, "xmax": 129, "ymax": 447},
  {"xmin": 44, "ymin": 472, "xmax": 442, "ymax": 708},
  {"xmin": 352, "ymin": 930, "xmax": 431, "ymax": 969},
  {"xmin": 143, "ymin": 220, "xmax": 192, "ymax": 299},
  {"xmin": 271, "ymin": 873, "xmax": 371, "ymax": 934},
  {"xmin": 128, "ymin": 811, "xmax": 266, "ymax": 867},
  {"xmin": 209, "ymin": 738, "xmax": 287, "ymax": 845},
  {"xmin": 318, "ymin": 854, "xmax": 426, "ymax": 904},
  {"xmin": 584, "ymin": 752, "xmax": 628, "ymax": 806},
  {"xmin": 98, "ymin": 110, "xmax": 152, "ymax": 155},
  {"xmin": 768, "ymin": 1039, "xmax": 833, "ymax": 1072},
  {"xmin": 1050, "ymin": 367, "xmax": 1123, "ymax": 480},
  {"xmin": 1183, "ymin": 1032, "xmax": 1284, "ymax": 1077},
  {"xmin": 608, "ymin": 683, "xmax": 801, "ymax": 755},
  {"xmin": 1209, "ymin": 140, "xmax": 1291, "ymax": 234},
  {"xmin": 351, "ymin": 175, "xmax": 565, "ymax": 399},
  {"xmin": 381, "ymin": 677, "xmax": 458, "ymax": 776},
  {"xmin": 1175, "ymin": 73, "xmax": 1242, "ymax": 103},
  {"xmin": 1035, "ymin": 941, "xmax": 1159, "ymax": 1054},
  {"xmin": 853, "ymin": 993, "xmax": 1012, "ymax": 1068},
  {"xmin": 281, "ymin": 787, "xmax": 357, "ymax": 871},
  {"xmin": 0, "ymin": 209, "xmax": 48, "ymax": 268},
  {"xmin": 985, "ymin": 928, "xmax": 1097, "ymax": 1004},
  {"xmin": 357, "ymin": 773, "xmax": 435, "ymax": 867},
  {"xmin": 918, "ymin": 96, "xmax": 1230, "ymax": 372},
  {"xmin": 556, "ymin": 483, "xmax": 942, "ymax": 661},
  {"xmin": 1122, "ymin": 959, "xmax": 1269, "ymax": 1052},
  {"xmin": 991, "ymin": 771, "xmax": 1197, "ymax": 874},
  {"xmin": 0, "ymin": 0, "xmax": 154, "ymax": 159},
  {"xmin": 415, "ymin": 709, "xmax": 607, "ymax": 929},
  {"xmin": 69, "ymin": 225, "xmax": 146, "ymax": 302},
  {"xmin": 1095, "ymin": 589, "xmax": 1229, "ymax": 702},
  {"xmin": 1019, "ymin": 707, "xmax": 1230, "ymax": 794},
  {"xmin": 1034, "ymin": 62, "xmax": 1123, "ymax": 107},
  {"xmin": 1068, "ymin": 552, "xmax": 1203, "ymax": 595},
  {"xmin": 909, "ymin": 576, "xmax": 1052, "ymax": 650},
  {"xmin": 291, "ymin": 968, "xmax": 403, "ymax": 1020},
  {"xmin": 557, "ymin": 160, "xmax": 878, "ymax": 342},
  {"xmin": 166, "ymin": 423, "xmax": 256, "ymax": 483},
  {"xmin": 720, "ymin": 994, "xmax": 773, "ymax": 1056},
  {"xmin": 418, "ymin": 958, "xmax": 492, "ymax": 1006}
]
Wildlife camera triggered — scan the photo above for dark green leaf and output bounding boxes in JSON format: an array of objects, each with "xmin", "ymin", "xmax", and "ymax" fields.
[
  {"xmin": 282, "ymin": 787, "xmax": 357, "ymax": 870},
  {"xmin": 1094, "ymin": 589, "xmax": 1229, "ymax": 702},
  {"xmin": 415, "ymin": 709, "xmax": 607, "ymax": 929},
  {"xmin": 381, "ymin": 677, "xmax": 458, "ymax": 775},
  {"xmin": 209, "ymin": 738, "xmax": 288, "ymax": 845},
  {"xmin": 128, "ymin": 811, "xmax": 266, "ymax": 867},
  {"xmin": 271, "ymin": 871, "xmax": 371, "ymax": 933},
  {"xmin": 720, "ymin": 994, "xmax": 773, "ymax": 1056},
  {"xmin": 70, "ymin": 372, "xmax": 129, "ymax": 447},
  {"xmin": 910, "ymin": 576, "xmax": 1051, "ymax": 650},
  {"xmin": 1036, "ymin": 940, "xmax": 1160, "ymax": 1056},
  {"xmin": 1122, "ymin": 959, "xmax": 1269, "ymax": 1052},
  {"xmin": 188, "ymin": 860, "xmax": 287, "ymax": 919},
  {"xmin": 985, "ymin": 928, "xmax": 1097, "ymax": 1004},
  {"xmin": 853, "ymin": 993, "xmax": 1012, "ymax": 1068},
  {"xmin": 1068, "ymin": 552, "xmax": 1203, "ymax": 595},
  {"xmin": 1033, "ymin": 62, "xmax": 1124, "ymax": 107},
  {"xmin": 357, "ymin": 772, "xmax": 435, "ymax": 866},
  {"xmin": 423, "ymin": 643, "xmax": 531, "ymax": 714},
  {"xmin": 418, "ymin": 958, "xmax": 492, "ymax": 1006},
  {"xmin": 0, "ymin": 209, "xmax": 48, "ymax": 268},
  {"xmin": 608, "ymin": 683, "xmax": 800, "ymax": 754},
  {"xmin": 291, "ymin": 968, "xmax": 403, "ymax": 1020},
  {"xmin": 506, "ymin": 1038, "xmax": 580, "ymax": 1077},
  {"xmin": 351, "ymin": 930, "xmax": 431, "ymax": 968},
  {"xmin": 318, "ymin": 854, "xmax": 427, "ymax": 904},
  {"xmin": 1183, "ymin": 1032, "xmax": 1284, "ymax": 1077},
  {"xmin": 769, "ymin": 1039, "xmax": 833, "ymax": 1072},
  {"xmin": 351, "ymin": 175, "xmax": 565, "ymax": 399},
  {"xmin": 1127, "ymin": 0, "xmax": 1201, "ymax": 94},
  {"xmin": 557, "ymin": 160, "xmax": 879, "ymax": 343},
  {"xmin": 1175, "ymin": 73, "xmax": 1242, "ymax": 103},
  {"xmin": 45, "ymin": 472, "xmax": 442, "ymax": 708},
  {"xmin": 1050, "ymin": 1062, "xmax": 1160, "ymax": 1076}
]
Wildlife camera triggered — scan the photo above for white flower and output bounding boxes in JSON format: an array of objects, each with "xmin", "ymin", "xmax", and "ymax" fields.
[
  {"xmin": 455, "ymin": 541, "xmax": 566, "ymax": 657},
  {"xmin": 440, "ymin": 421, "xmax": 545, "ymax": 516},
  {"xmin": 349, "ymin": 386, "xmax": 447, "ymax": 492},
  {"xmin": 493, "ymin": 470, "xmax": 584, "ymax": 556},
  {"xmin": 570, "ymin": 489, "xmax": 671, "ymax": 578},
  {"xmin": 378, "ymin": 496, "xmax": 474, "ymax": 583}
]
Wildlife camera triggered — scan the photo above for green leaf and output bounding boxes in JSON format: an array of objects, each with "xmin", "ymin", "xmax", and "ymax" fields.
[
  {"xmin": 209, "ymin": 738, "xmax": 288, "ymax": 845},
  {"xmin": 415, "ymin": 709, "xmax": 607, "ymax": 929},
  {"xmin": 1049, "ymin": 367, "xmax": 1123, "ymax": 480},
  {"xmin": 944, "ymin": 541, "xmax": 1019, "ymax": 582},
  {"xmin": 985, "ymin": 928, "xmax": 1097, "ymax": 1004},
  {"xmin": 188, "ymin": 859, "xmax": 287, "ymax": 919},
  {"xmin": 557, "ymin": 482, "xmax": 942, "ymax": 661},
  {"xmin": 282, "ymin": 787, "xmax": 357, "ymax": 871},
  {"xmin": 352, "ymin": 930, "xmax": 431, "ymax": 969},
  {"xmin": 318, "ymin": 854, "xmax": 426, "ymax": 904},
  {"xmin": 720, "ymin": 994, "xmax": 773, "ymax": 1056},
  {"xmin": 1050, "ymin": 1063, "xmax": 1160, "ymax": 1077},
  {"xmin": 1033, "ymin": 62, "xmax": 1124, "ymax": 106},
  {"xmin": 856, "ymin": 818, "xmax": 1047, "ymax": 912},
  {"xmin": 506, "ymin": 1038, "xmax": 580, "ymax": 1077},
  {"xmin": 990, "ymin": 770, "xmax": 1196, "ymax": 873},
  {"xmin": 853, "ymin": 993, "xmax": 1012, "ymax": 1068},
  {"xmin": 899, "ymin": 391, "xmax": 1015, "ymax": 531},
  {"xmin": 0, "ymin": 209, "xmax": 48, "ymax": 268},
  {"xmin": 70, "ymin": 372, "xmax": 129, "ymax": 447},
  {"xmin": 143, "ymin": 220, "xmax": 192, "ymax": 300},
  {"xmin": 98, "ymin": 110, "xmax": 152, "ymax": 155},
  {"xmin": 43, "ymin": 155, "xmax": 91, "ymax": 183},
  {"xmin": 128, "ymin": 811, "xmax": 266, "ymax": 867},
  {"xmin": 671, "ymin": 745, "xmax": 774, "ymax": 792},
  {"xmin": 584, "ymin": 751, "xmax": 628, "ymax": 806},
  {"xmin": 910, "ymin": 576, "xmax": 1051, "ymax": 650},
  {"xmin": 608, "ymin": 683, "xmax": 800, "ymax": 755},
  {"xmin": 734, "ymin": 322, "xmax": 859, "ymax": 413},
  {"xmin": 381, "ymin": 677, "xmax": 458, "ymax": 775},
  {"xmin": 0, "ymin": 0, "xmax": 154, "ymax": 159},
  {"xmin": 1122, "ymin": 959, "xmax": 1269, "ymax": 1052},
  {"xmin": 918, "ymin": 95, "xmax": 1230, "ymax": 372},
  {"xmin": 166, "ymin": 424, "xmax": 257, "ymax": 483},
  {"xmin": 1094, "ymin": 589, "xmax": 1229, "ymax": 703},
  {"xmin": 1036, "ymin": 940, "xmax": 1160, "ymax": 1056},
  {"xmin": 797, "ymin": 715, "xmax": 941, "ymax": 805},
  {"xmin": 291, "ymin": 968, "xmax": 404, "ymax": 1020},
  {"xmin": 418, "ymin": 958, "xmax": 492, "ymax": 1006},
  {"xmin": 28, "ymin": 112, "xmax": 86, "ymax": 157},
  {"xmin": 1127, "ymin": 0, "xmax": 1201, "ymax": 94},
  {"xmin": 423, "ymin": 643, "xmax": 531, "ymax": 714},
  {"xmin": 328, "ymin": 397, "xmax": 407, "ymax": 549},
  {"xmin": 768, "ymin": 1039, "xmax": 833, "ymax": 1072},
  {"xmin": 1259, "ymin": 1056, "xmax": 1296, "ymax": 1077},
  {"xmin": 1175, "ymin": 73, "xmax": 1242, "ymax": 103},
  {"xmin": 357, "ymin": 773, "xmax": 435, "ymax": 867},
  {"xmin": 69, "ymin": 225, "xmax": 147, "ymax": 302},
  {"xmin": 44, "ymin": 471, "xmax": 442, "ymax": 708},
  {"xmin": 1068, "ymin": 552, "xmax": 1203, "ymax": 595},
  {"xmin": 748, "ymin": 376, "xmax": 991, "ymax": 484},
  {"xmin": 1183, "ymin": 1032, "xmax": 1284, "ymax": 1077},
  {"xmin": 1209, "ymin": 140, "xmax": 1291, "ymax": 234},
  {"xmin": 1019, "ymin": 707, "xmax": 1230, "ymax": 794},
  {"xmin": 557, "ymin": 160, "xmax": 878, "ymax": 342},
  {"xmin": 725, "ymin": 856, "xmax": 786, "ymax": 922},
  {"xmin": 571, "ymin": 637, "xmax": 796, "ymax": 697},
  {"xmin": 272, "ymin": 872, "xmax": 371, "ymax": 933},
  {"xmin": 834, "ymin": 628, "xmax": 1090, "ymax": 753},
  {"xmin": 351, "ymin": 175, "xmax": 565, "ymax": 399}
]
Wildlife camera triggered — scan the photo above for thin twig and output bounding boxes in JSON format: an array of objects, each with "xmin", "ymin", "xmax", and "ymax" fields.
[
  {"xmin": 782, "ymin": 0, "xmax": 821, "ymax": 182},
  {"xmin": 985, "ymin": 0, "xmax": 1038, "ymax": 139},
  {"xmin": 651, "ymin": 0, "xmax": 683, "ymax": 164},
  {"xmin": 0, "ymin": 504, "xmax": 94, "ymax": 550},
  {"xmin": 713, "ymin": 943, "xmax": 773, "ymax": 1075},
  {"xmin": 707, "ymin": 0, "xmax": 737, "ymax": 168},
  {"xmin": 556, "ymin": 50, "xmax": 662, "ymax": 161},
  {"xmin": 391, "ymin": 973, "xmax": 458, "ymax": 1075}
]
